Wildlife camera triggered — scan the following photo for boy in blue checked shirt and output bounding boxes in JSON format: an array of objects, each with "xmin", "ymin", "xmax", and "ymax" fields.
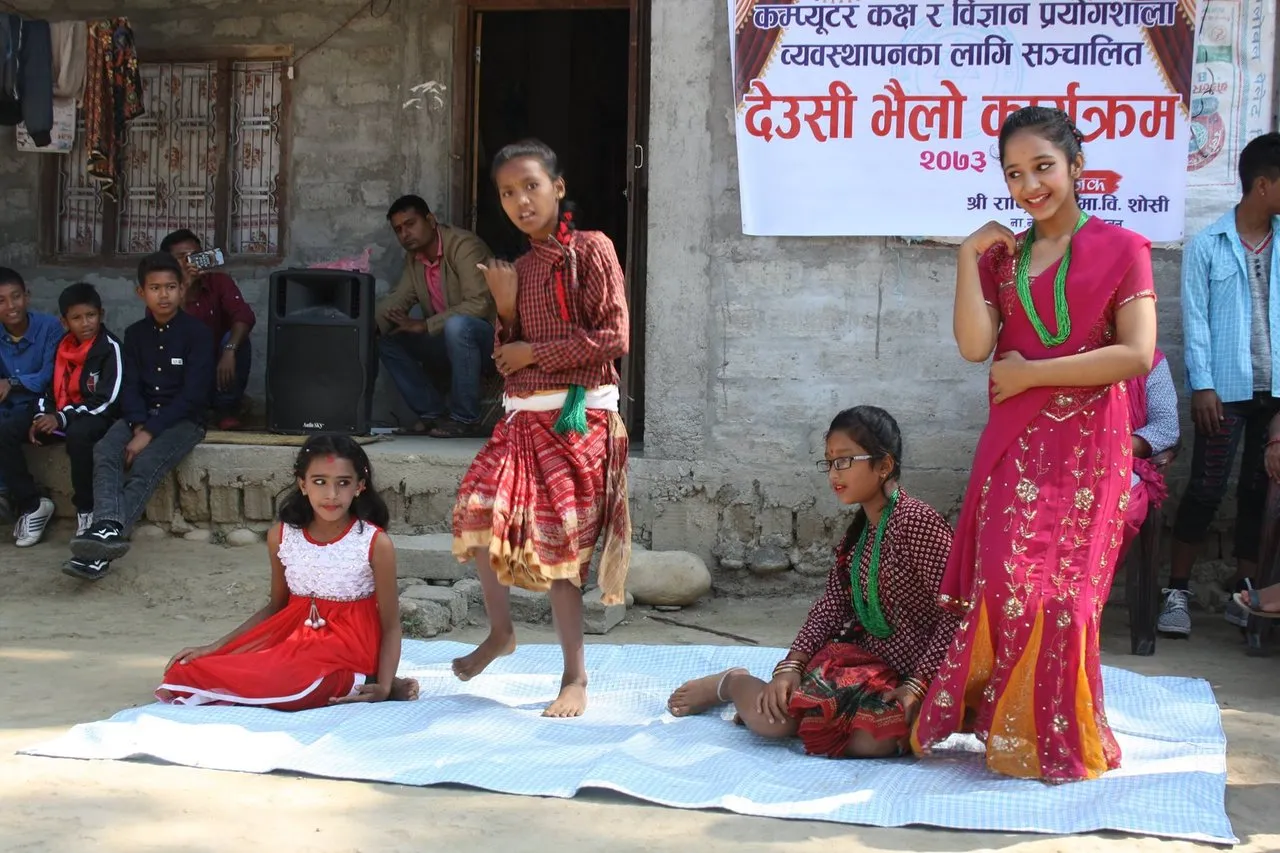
[
  {"xmin": 64, "ymin": 253, "xmax": 213, "ymax": 581},
  {"xmin": 1166, "ymin": 132, "xmax": 1280, "ymax": 636},
  {"xmin": 0, "ymin": 267, "xmax": 62, "ymax": 546}
]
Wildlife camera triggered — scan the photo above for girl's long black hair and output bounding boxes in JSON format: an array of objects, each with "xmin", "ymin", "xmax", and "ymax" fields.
[
  {"xmin": 828, "ymin": 406, "xmax": 904, "ymax": 573},
  {"xmin": 277, "ymin": 435, "xmax": 390, "ymax": 530}
]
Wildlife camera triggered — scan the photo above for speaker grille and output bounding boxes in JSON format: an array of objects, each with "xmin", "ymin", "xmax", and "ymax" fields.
[{"xmin": 268, "ymin": 324, "xmax": 369, "ymax": 434}]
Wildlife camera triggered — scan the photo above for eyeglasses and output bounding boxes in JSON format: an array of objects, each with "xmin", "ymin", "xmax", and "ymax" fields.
[{"xmin": 815, "ymin": 455, "xmax": 873, "ymax": 473}]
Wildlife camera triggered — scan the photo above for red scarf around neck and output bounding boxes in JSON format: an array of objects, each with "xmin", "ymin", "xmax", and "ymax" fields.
[{"xmin": 53, "ymin": 334, "xmax": 95, "ymax": 410}]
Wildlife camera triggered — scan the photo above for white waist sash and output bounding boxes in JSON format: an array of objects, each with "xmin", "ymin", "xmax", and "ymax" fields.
[{"xmin": 503, "ymin": 385, "xmax": 620, "ymax": 414}]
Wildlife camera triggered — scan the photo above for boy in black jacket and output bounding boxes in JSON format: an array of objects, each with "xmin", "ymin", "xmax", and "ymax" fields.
[
  {"xmin": 65, "ymin": 254, "xmax": 212, "ymax": 581},
  {"xmin": 30, "ymin": 283, "xmax": 123, "ymax": 537}
]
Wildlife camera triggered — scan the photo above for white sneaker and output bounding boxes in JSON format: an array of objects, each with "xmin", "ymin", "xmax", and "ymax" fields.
[
  {"xmin": 1157, "ymin": 588, "xmax": 1193, "ymax": 637},
  {"xmin": 14, "ymin": 497, "xmax": 56, "ymax": 548},
  {"xmin": 76, "ymin": 512, "xmax": 94, "ymax": 537}
]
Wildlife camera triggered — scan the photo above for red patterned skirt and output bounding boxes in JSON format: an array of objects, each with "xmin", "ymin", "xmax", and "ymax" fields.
[
  {"xmin": 156, "ymin": 594, "xmax": 381, "ymax": 711},
  {"xmin": 452, "ymin": 408, "xmax": 631, "ymax": 604},
  {"xmin": 787, "ymin": 642, "xmax": 909, "ymax": 758}
]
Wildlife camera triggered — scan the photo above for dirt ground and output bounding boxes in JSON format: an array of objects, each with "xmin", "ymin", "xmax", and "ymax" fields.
[{"xmin": 1, "ymin": 528, "xmax": 1277, "ymax": 853}]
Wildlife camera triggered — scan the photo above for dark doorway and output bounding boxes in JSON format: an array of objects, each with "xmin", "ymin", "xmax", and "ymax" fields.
[
  {"xmin": 473, "ymin": 11, "xmax": 631, "ymax": 263},
  {"xmin": 455, "ymin": 1, "xmax": 648, "ymax": 441}
]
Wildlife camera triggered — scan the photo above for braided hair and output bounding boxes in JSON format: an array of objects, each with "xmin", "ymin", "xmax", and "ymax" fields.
[
  {"xmin": 277, "ymin": 435, "xmax": 390, "ymax": 530},
  {"xmin": 997, "ymin": 106, "xmax": 1086, "ymax": 165}
]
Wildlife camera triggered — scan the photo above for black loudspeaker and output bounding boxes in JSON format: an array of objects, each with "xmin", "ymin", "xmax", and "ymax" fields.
[{"xmin": 266, "ymin": 269, "xmax": 376, "ymax": 435}]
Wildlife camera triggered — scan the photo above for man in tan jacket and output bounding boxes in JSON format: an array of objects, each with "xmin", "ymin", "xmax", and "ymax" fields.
[{"xmin": 377, "ymin": 195, "xmax": 496, "ymax": 437}]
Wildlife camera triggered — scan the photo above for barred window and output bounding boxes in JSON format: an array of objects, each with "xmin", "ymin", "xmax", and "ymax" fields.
[{"xmin": 49, "ymin": 57, "xmax": 287, "ymax": 260}]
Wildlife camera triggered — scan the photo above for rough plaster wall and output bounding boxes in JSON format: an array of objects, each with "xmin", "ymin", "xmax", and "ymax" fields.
[
  {"xmin": 641, "ymin": 0, "xmax": 1201, "ymax": 574},
  {"xmin": 0, "ymin": 0, "xmax": 455, "ymax": 424}
]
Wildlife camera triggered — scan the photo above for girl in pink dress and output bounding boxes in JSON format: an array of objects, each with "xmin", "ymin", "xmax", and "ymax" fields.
[
  {"xmin": 157, "ymin": 436, "xmax": 418, "ymax": 710},
  {"xmin": 911, "ymin": 107, "xmax": 1158, "ymax": 783}
]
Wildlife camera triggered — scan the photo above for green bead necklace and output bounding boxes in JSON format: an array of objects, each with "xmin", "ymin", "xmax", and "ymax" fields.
[
  {"xmin": 1015, "ymin": 212, "xmax": 1089, "ymax": 348},
  {"xmin": 849, "ymin": 488, "xmax": 899, "ymax": 639}
]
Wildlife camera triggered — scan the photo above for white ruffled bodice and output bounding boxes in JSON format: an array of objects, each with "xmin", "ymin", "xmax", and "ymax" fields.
[{"xmin": 279, "ymin": 520, "xmax": 379, "ymax": 601}]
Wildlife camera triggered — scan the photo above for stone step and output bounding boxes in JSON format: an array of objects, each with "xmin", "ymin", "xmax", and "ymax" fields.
[{"xmin": 396, "ymin": 533, "xmax": 473, "ymax": 582}]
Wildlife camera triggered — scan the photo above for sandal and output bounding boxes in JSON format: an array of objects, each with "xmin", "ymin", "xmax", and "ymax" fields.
[
  {"xmin": 393, "ymin": 418, "xmax": 437, "ymax": 436},
  {"xmin": 1234, "ymin": 585, "xmax": 1280, "ymax": 619},
  {"xmin": 428, "ymin": 418, "xmax": 487, "ymax": 439}
]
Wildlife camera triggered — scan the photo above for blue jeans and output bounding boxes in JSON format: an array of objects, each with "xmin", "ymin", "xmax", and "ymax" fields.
[
  {"xmin": 213, "ymin": 332, "xmax": 252, "ymax": 415},
  {"xmin": 378, "ymin": 314, "xmax": 494, "ymax": 424},
  {"xmin": 93, "ymin": 418, "xmax": 205, "ymax": 533}
]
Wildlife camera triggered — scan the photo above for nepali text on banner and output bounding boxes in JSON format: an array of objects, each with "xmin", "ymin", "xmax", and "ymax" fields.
[{"xmin": 728, "ymin": 0, "xmax": 1196, "ymax": 239}]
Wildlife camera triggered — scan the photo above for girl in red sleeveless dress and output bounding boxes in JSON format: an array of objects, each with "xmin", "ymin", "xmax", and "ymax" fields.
[
  {"xmin": 157, "ymin": 435, "xmax": 418, "ymax": 710},
  {"xmin": 453, "ymin": 139, "xmax": 631, "ymax": 718}
]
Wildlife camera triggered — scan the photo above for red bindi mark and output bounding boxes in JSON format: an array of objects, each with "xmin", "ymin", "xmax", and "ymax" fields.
[{"xmin": 325, "ymin": 454, "xmax": 336, "ymax": 463}]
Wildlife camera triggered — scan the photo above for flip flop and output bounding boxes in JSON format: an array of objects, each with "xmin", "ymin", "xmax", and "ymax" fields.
[
  {"xmin": 1233, "ymin": 589, "xmax": 1280, "ymax": 619},
  {"xmin": 393, "ymin": 419, "xmax": 437, "ymax": 436}
]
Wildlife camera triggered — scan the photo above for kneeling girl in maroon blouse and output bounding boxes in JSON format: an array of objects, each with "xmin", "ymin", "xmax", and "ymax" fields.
[{"xmin": 667, "ymin": 406, "xmax": 960, "ymax": 758}]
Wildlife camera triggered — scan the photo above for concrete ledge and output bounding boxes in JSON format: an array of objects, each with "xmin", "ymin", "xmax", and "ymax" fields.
[{"xmin": 20, "ymin": 436, "xmax": 1240, "ymax": 589}]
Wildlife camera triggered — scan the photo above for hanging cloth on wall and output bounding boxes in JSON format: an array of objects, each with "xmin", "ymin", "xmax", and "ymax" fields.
[
  {"xmin": 0, "ymin": 15, "xmax": 54, "ymax": 147},
  {"xmin": 83, "ymin": 18, "xmax": 143, "ymax": 201},
  {"xmin": 0, "ymin": 15, "xmax": 19, "ymax": 109},
  {"xmin": 50, "ymin": 21, "xmax": 87, "ymax": 102}
]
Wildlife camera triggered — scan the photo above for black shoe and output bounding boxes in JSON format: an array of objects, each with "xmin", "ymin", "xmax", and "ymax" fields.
[
  {"xmin": 0, "ymin": 492, "xmax": 12, "ymax": 525},
  {"xmin": 71, "ymin": 521, "xmax": 130, "ymax": 561},
  {"xmin": 62, "ymin": 558, "xmax": 113, "ymax": 581}
]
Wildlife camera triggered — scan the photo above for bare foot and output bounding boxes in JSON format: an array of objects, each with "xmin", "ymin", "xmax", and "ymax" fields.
[
  {"xmin": 543, "ymin": 679, "xmax": 587, "ymax": 718},
  {"xmin": 390, "ymin": 676, "xmax": 419, "ymax": 701},
  {"xmin": 666, "ymin": 668, "xmax": 746, "ymax": 717},
  {"xmin": 452, "ymin": 632, "xmax": 516, "ymax": 681}
]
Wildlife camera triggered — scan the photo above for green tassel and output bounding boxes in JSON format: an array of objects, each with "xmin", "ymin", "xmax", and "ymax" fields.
[{"xmin": 554, "ymin": 384, "xmax": 589, "ymax": 436}]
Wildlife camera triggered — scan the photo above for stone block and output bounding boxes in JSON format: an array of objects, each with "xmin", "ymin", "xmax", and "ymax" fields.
[
  {"xmin": 509, "ymin": 586, "xmax": 551, "ymax": 624},
  {"xmin": 453, "ymin": 578, "xmax": 483, "ymax": 608},
  {"xmin": 133, "ymin": 524, "xmax": 169, "ymax": 541},
  {"xmin": 381, "ymin": 487, "xmax": 406, "ymax": 527},
  {"xmin": 583, "ymin": 587, "xmax": 625, "ymax": 635},
  {"xmin": 748, "ymin": 545, "xmax": 791, "ymax": 576},
  {"xmin": 179, "ymin": 480, "xmax": 210, "ymax": 523},
  {"xmin": 212, "ymin": 17, "xmax": 262, "ymax": 38},
  {"xmin": 144, "ymin": 475, "xmax": 177, "ymax": 524},
  {"xmin": 627, "ymin": 550, "xmax": 712, "ymax": 606},
  {"xmin": 184, "ymin": 529, "xmax": 213, "ymax": 543},
  {"xmin": 758, "ymin": 507, "xmax": 794, "ymax": 548},
  {"xmin": 227, "ymin": 529, "xmax": 262, "ymax": 547},
  {"xmin": 210, "ymin": 486, "xmax": 243, "ymax": 525},
  {"xmin": 242, "ymin": 485, "xmax": 276, "ymax": 522},
  {"xmin": 397, "ymin": 534, "xmax": 472, "ymax": 581},
  {"xmin": 401, "ymin": 583, "xmax": 467, "ymax": 625},
  {"xmin": 400, "ymin": 598, "xmax": 452, "ymax": 638}
]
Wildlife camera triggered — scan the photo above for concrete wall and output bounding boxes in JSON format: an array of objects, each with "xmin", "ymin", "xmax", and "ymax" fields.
[
  {"xmin": 638, "ymin": 0, "xmax": 1200, "ymax": 575},
  {"xmin": 0, "ymin": 0, "xmax": 1231, "ymax": 583}
]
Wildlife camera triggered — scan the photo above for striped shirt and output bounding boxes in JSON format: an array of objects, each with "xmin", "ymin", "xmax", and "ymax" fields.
[{"xmin": 1181, "ymin": 209, "xmax": 1280, "ymax": 402}]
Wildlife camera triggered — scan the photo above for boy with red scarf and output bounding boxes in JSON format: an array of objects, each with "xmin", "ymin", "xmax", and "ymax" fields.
[{"xmin": 30, "ymin": 283, "xmax": 123, "ymax": 538}]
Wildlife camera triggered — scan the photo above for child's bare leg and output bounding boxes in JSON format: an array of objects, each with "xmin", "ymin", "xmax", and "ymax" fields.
[
  {"xmin": 668, "ymin": 669, "xmax": 798, "ymax": 739},
  {"xmin": 390, "ymin": 677, "xmax": 419, "ymax": 701},
  {"xmin": 452, "ymin": 552, "xmax": 516, "ymax": 680},
  {"xmin": 543, "ymin": 579, "xmax": 587, "ymax": 717}
]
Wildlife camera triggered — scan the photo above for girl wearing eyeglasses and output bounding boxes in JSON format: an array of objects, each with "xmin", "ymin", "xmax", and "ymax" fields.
[{"xmin": 666, "ymin": 406, "xmax": 958, "ymax": 759}]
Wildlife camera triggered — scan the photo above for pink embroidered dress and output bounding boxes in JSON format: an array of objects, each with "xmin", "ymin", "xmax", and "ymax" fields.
[{"xmin": 911, "ymin": 218, "xmax": 1156, "ymax": 783}]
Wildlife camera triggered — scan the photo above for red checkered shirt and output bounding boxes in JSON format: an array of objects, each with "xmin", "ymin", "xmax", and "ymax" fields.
[
  {"xmin": 788, "ymin": 492, "xmax": 960, "ymax": 683},
  {"xmin": 498, "ymin": 230, "xmax": 629, "ymax": 396}
]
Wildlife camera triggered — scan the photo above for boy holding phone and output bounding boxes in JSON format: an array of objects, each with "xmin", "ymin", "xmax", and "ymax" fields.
[{"xmin": 160, "ymin": 228, "xmax": 256, "ymax": 430}]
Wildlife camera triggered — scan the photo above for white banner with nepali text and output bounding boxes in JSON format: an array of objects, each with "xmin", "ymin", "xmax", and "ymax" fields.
[{"xmin": 729, "ymin": 0, "xmax": 1196, "ymax": 239}]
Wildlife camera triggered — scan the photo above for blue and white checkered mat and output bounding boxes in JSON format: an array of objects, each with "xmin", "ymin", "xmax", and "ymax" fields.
[{"xmin": 22, "ymin": 641, "xmax": 1235, "ymax": 843}]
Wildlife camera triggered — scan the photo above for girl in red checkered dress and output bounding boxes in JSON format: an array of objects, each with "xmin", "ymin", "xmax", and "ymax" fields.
[
  {"xmin": 667, "ymin": 407, "xmax": 959, "ymax": 758},
  {"xmin": 452, "ymin": 139, "xmax": 631, "ymax": 718}
]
